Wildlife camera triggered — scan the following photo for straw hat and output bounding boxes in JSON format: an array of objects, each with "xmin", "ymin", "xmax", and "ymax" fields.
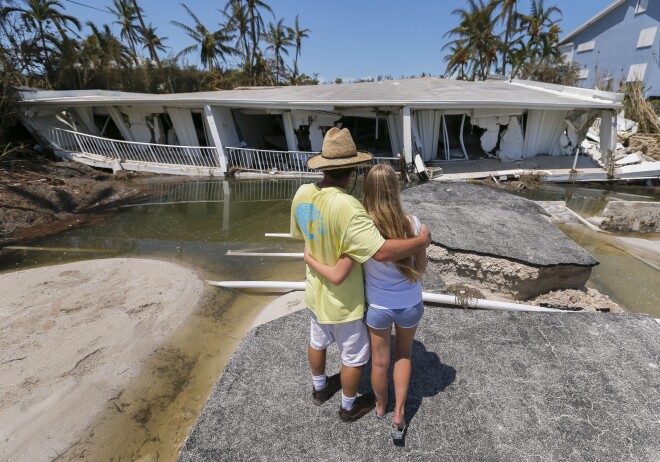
[{"xmin": 307, "ymin": 127, "xmax": 373, "ymax": 170}]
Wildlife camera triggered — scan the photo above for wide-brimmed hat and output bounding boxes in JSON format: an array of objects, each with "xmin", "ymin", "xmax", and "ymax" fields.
[{"xmin": 307, "ymin": 127, "xmax": 373, "ymax": 170}]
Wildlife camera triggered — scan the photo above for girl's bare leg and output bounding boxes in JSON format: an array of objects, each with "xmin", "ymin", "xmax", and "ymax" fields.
[
  {"xmin": 368, "ymin": 325, "xmax": 392, "ymax": 417},
  {"xmin": 392, "ymin": 324, "xmax": 418, "ymax": 428}
]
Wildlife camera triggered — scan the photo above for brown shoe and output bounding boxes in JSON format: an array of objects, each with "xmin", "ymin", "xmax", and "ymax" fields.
[
  {"xmin": 311, "ymin": 373, "xmax": 341, "ymax": 406},
  {"xmin": 338, "ymin": 393, "xmax": 376, "ymax": 422}
]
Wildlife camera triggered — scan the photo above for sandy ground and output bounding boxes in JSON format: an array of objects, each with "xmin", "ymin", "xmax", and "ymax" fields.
[{"xmin": 0, "ymin": 258, "xmax": 205, "ymax": 461}]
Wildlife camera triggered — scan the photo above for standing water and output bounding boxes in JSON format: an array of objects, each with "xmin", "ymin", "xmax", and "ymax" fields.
[{"xmin": 1, "ymin": 179, "xmax": 658, "ymax": 460}]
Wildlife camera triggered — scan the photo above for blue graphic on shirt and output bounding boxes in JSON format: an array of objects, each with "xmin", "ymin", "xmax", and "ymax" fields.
[{"xmin": 296, "ymin": 203, "xmax": 327, "ymax": 240}]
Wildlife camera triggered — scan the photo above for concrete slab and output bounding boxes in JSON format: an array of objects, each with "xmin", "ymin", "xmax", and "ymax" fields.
[
  {"xmin": 179, "ymin": 309, "xmax": 659, "ymax": 462},
  {"xmin": 401, "ymin": 183, "xmax": 598, "ymax": 266}
]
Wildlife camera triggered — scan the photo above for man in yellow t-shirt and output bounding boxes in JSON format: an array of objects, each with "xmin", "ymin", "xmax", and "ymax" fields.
[{"xmin": 291, "ymin": 127, "xmax": 431, "ymax": 422}]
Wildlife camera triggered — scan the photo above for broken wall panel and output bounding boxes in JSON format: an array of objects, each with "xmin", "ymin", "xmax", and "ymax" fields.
[{"xmin": 498, "ymin": 117, "xmax": 525, "ymax": 161}]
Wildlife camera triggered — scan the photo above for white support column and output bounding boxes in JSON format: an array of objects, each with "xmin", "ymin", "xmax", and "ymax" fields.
[
  {"xmin": 599, "ymin": 110, "xmax": 617, "ymax": 171},
  {"xmin": 223, "ymin": 181, "xmax": 230, "ymax": 231},
  {"xmin": 204, "ymin": 104, "xmax": 228, "ymax": 173},
  {"xmin": 107, "ymin": 106, "xmax": 135, "ymax": 142},
  {"xmin": 402, "ymin": 106, "xmax": 413, "ymax": 163},
  {"xmin": 282, "ymin": 112, "xmax": 299, "ymax": 151}
]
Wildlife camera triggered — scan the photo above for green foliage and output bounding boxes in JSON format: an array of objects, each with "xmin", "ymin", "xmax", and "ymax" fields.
[
  {"xmin": 0, "ymin": 0, "xmax": 312, "ymax": 91},
  {"xmin": 444, "ymin": 0, "xmax": 566, "ymax": 83}
]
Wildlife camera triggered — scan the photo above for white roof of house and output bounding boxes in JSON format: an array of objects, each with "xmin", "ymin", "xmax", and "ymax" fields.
[
  {"xmin": 559, "ymin": 0, "xmax": 627, "ymax": 44},
  {"xmin": 18, "ymin": 77, "xmax": 623, "ymax": 110}
]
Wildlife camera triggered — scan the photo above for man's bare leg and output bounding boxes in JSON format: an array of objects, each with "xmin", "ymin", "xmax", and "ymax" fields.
[
  {"xmin": 308, "ymin": 345, "xmax": 326, "ymax": 376},
  {"xmin": 340, "ymin": 364, "xmax": 363, "ymax": 398}
]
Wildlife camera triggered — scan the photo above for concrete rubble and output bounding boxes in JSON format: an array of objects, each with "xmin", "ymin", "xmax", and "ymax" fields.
[
  {"xmin": 400, "ymin": 183, "xmax": 610, "ymax": 309},
  {"xmin": 593, "ymin": 200, "xmax": 660, "ymax": 233}
]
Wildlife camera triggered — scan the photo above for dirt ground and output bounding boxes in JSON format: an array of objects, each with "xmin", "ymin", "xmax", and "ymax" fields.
[{"xmin": 0, "ymin": 151, "xmax": 153, "ymax": 245}]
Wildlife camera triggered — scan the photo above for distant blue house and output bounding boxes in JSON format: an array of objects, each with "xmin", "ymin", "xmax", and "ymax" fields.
[{"xmin": 559, "ymin": 0, "xmax": 659, "ymax": 99}]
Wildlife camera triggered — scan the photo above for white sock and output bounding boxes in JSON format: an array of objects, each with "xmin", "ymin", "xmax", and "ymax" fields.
[
  {"xmin": 341, "ymin": 392, "xmax": 356, "ymax": 411},
  {"xmin": 312, "ymin": 374, "xmax": 327, "ymax": 391}
]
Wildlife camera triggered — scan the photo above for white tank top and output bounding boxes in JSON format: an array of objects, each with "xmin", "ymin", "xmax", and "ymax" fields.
[{"xmin": 364, "ymin": 215, "xmax": 423, "ymax": 309}]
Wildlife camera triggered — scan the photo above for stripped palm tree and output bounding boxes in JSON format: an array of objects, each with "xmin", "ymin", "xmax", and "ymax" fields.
[
  {"xmin": 108, "ymin": 0, "xmax": 140, "ymax": 66},
  {"xmin": 289, "ymin": 14, "xmax": 310, "ymax": 84},
  {"xmin": 492, "ymin": 0, "xmax": 521, "ymax": 76},
  {"xmin": 223, "ymin": 1, "xmax": 251, "ymax": 75},
  {"xmin": 264, "ymin": 18, "xmax": 293, "ymax": 84},
  {"xmin": 171, "ymin": 4, "xmax": 235, "ymax": 72},
  {"xmin": 131, "ymin": 0, "xmax": 162, "ymax": 69},
  {"xmin": 243, "ymin": 0, "xmax": 274, "ymax": 84}
]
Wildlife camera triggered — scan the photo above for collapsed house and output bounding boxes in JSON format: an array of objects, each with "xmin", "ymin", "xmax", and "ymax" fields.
[{"xmin": 17, "ymin": 78, "xmax": 623, "ymax": 177}]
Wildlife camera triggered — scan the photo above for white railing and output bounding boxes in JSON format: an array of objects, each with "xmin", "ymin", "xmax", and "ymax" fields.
[
  {"xmin": 226, "ymin": 146, "xmax": 316, "ymax": 174},
  {"xmin": 48, "ymin": 128, "xmax": 223, "ymax": 168},
  {"xmin": 48, "ymin": 127, "xmax": 401, "ymax": 176}
]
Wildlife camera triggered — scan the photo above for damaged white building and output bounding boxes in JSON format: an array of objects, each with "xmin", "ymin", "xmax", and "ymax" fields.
[{"xmin": 17, "ymin": 77, "xmax": 623, "ymax": 177}]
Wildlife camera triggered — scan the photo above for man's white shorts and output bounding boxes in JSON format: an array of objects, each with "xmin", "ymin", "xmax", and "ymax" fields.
[{"xmin": 308, "ymin": 310, "xmax": 370, "ymax": 367}]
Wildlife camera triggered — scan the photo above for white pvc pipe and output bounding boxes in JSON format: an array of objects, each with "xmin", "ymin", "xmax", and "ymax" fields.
[
  {"xmin": 206, "ymin": 280, "xmax": 565, "ymax": 313},
  {"xmin": 265, "ymin": 233, "xmax": 294, "ymax": 238},
  {"xmin": 208, "ymin": 280, "xmax": 306, "ymax": 290},
  {"xmin": 226, "ymin": 250, "xmax": 303, "ymax": 258}
]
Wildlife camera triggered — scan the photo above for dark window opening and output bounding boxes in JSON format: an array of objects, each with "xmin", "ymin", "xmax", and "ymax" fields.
[
  {"xmin": 336, "ymin": 116, "xmax": 391, "ymax": 155},
  {"xmin": 232, "ymin": 111, "xmax": 288, "ymax": 150},
  {"xmin": 295, "ymin": 125, "xmax": 312, "ymax": 151},
  {"xmin": 93, "ymin": 114, "xmax": 124, "ymax": 141},
  {"xmin": 191, "ymin": 112, "xmax": 209, "ymax": 147}
]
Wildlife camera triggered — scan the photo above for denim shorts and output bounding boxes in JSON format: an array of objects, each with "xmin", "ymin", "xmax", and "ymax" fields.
[{"xmin": 365, "ymin": 301, "xmax": 425, "ymax": 330}]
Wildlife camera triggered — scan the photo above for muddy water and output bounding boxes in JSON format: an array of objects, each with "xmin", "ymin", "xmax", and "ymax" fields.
[
  {"xmin": 0, "ymin": 178, "xmax": 309, "ymax": 461},
  {"xmin": 1, "ymin": 179, "xmax": 658, "ymax": 460},
  {"xmin": 515, "ymin": 184, "xmax": 660, "ymax": 317}
]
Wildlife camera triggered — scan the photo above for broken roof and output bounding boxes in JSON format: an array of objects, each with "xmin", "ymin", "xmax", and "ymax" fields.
[{"xmin": 19, "ymin": 77, "xmax": 622, "ymax": 110}]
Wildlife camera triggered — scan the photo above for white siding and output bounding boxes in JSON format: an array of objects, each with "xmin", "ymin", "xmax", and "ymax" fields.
[
  {"xmin": 627, "ymin": 63, "xmax": 648, "ymax": 82},
  {"xmin": 637, "ymin": 27, "xmax": 657, "ymax": 48},
  {"xmin": 578, "ymin": 69, "xmax": 589, "ymax": 80},
  {"xmin": 576, "ymin": 40, "xmax": 596, "ymax": 52}
]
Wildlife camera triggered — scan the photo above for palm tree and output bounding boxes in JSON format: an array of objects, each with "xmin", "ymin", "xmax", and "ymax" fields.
[
  {"xmin": 241, "ymin": 0, "xmax": 274, "ymax": 84},
  {"xmin": 171, "ymin": 4, "xmax": 235, "ymax": 72},
  {"xmin": 443, "ymin": 0, "xmax": 501, "ymax": 80},
  {"xmin": 521, "ymin": 0, "xmax": 562, "ymax": 61},
  {"xmin": 139, "ymin": 23, "xmax": 168, "ymax": 57},
  {"xmin": 289, "ymin": 14, "xmax": 310, "ymax": 83},
  {"xmin": 264, "ymin": 18, "xmax": 292, "ymax": 84},
  {"xmin": 3, "ymin": 0, "xmax": 81, "ymax": 75},
  {"xmin": 223, "ymin": 1, "xmax": 251, "ymax": 75},
  {"xmin": 442, "ymin": 41, "xmax": 471, "ymax": 80},
  {"xmin": 492, "ymin": 0, "xmax": 520, "ymax": 76},
  {"xmin": 108, "ymin": 0, "xmax": 140, "ymax": 65},
  {"xmin": 131, "ymin": 0, "xmax": 162, "ymax": 68}
]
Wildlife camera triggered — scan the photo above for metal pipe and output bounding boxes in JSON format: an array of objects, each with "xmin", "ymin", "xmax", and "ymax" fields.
[{"xmin": 206, "ymin": 280, "xmax": 566, "ymax": 313}]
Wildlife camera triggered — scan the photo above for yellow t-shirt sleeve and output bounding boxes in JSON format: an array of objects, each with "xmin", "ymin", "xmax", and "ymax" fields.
[
  {"xmin": 342, "ymin": 211, "xmax": 386, "ymax": 264},
  {"xmin": 290, "ymin": 205, "xmax": 304, "ymax": 240}
]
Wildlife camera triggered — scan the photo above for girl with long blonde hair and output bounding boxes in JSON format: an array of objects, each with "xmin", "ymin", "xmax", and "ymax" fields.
[{"xmin": 304, "ymin": 164, "xmax": 427, "ymax": 441}]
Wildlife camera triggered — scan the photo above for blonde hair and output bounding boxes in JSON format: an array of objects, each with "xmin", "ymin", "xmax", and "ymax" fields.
[{"xmin": 363, "ymin": 164, "xmax": 425, "ymax": 283}]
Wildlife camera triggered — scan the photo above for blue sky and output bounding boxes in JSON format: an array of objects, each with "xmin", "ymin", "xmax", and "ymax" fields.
[{"xmin": 59, "ymin": 0, "xmax": 614, "ymax": 82}]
